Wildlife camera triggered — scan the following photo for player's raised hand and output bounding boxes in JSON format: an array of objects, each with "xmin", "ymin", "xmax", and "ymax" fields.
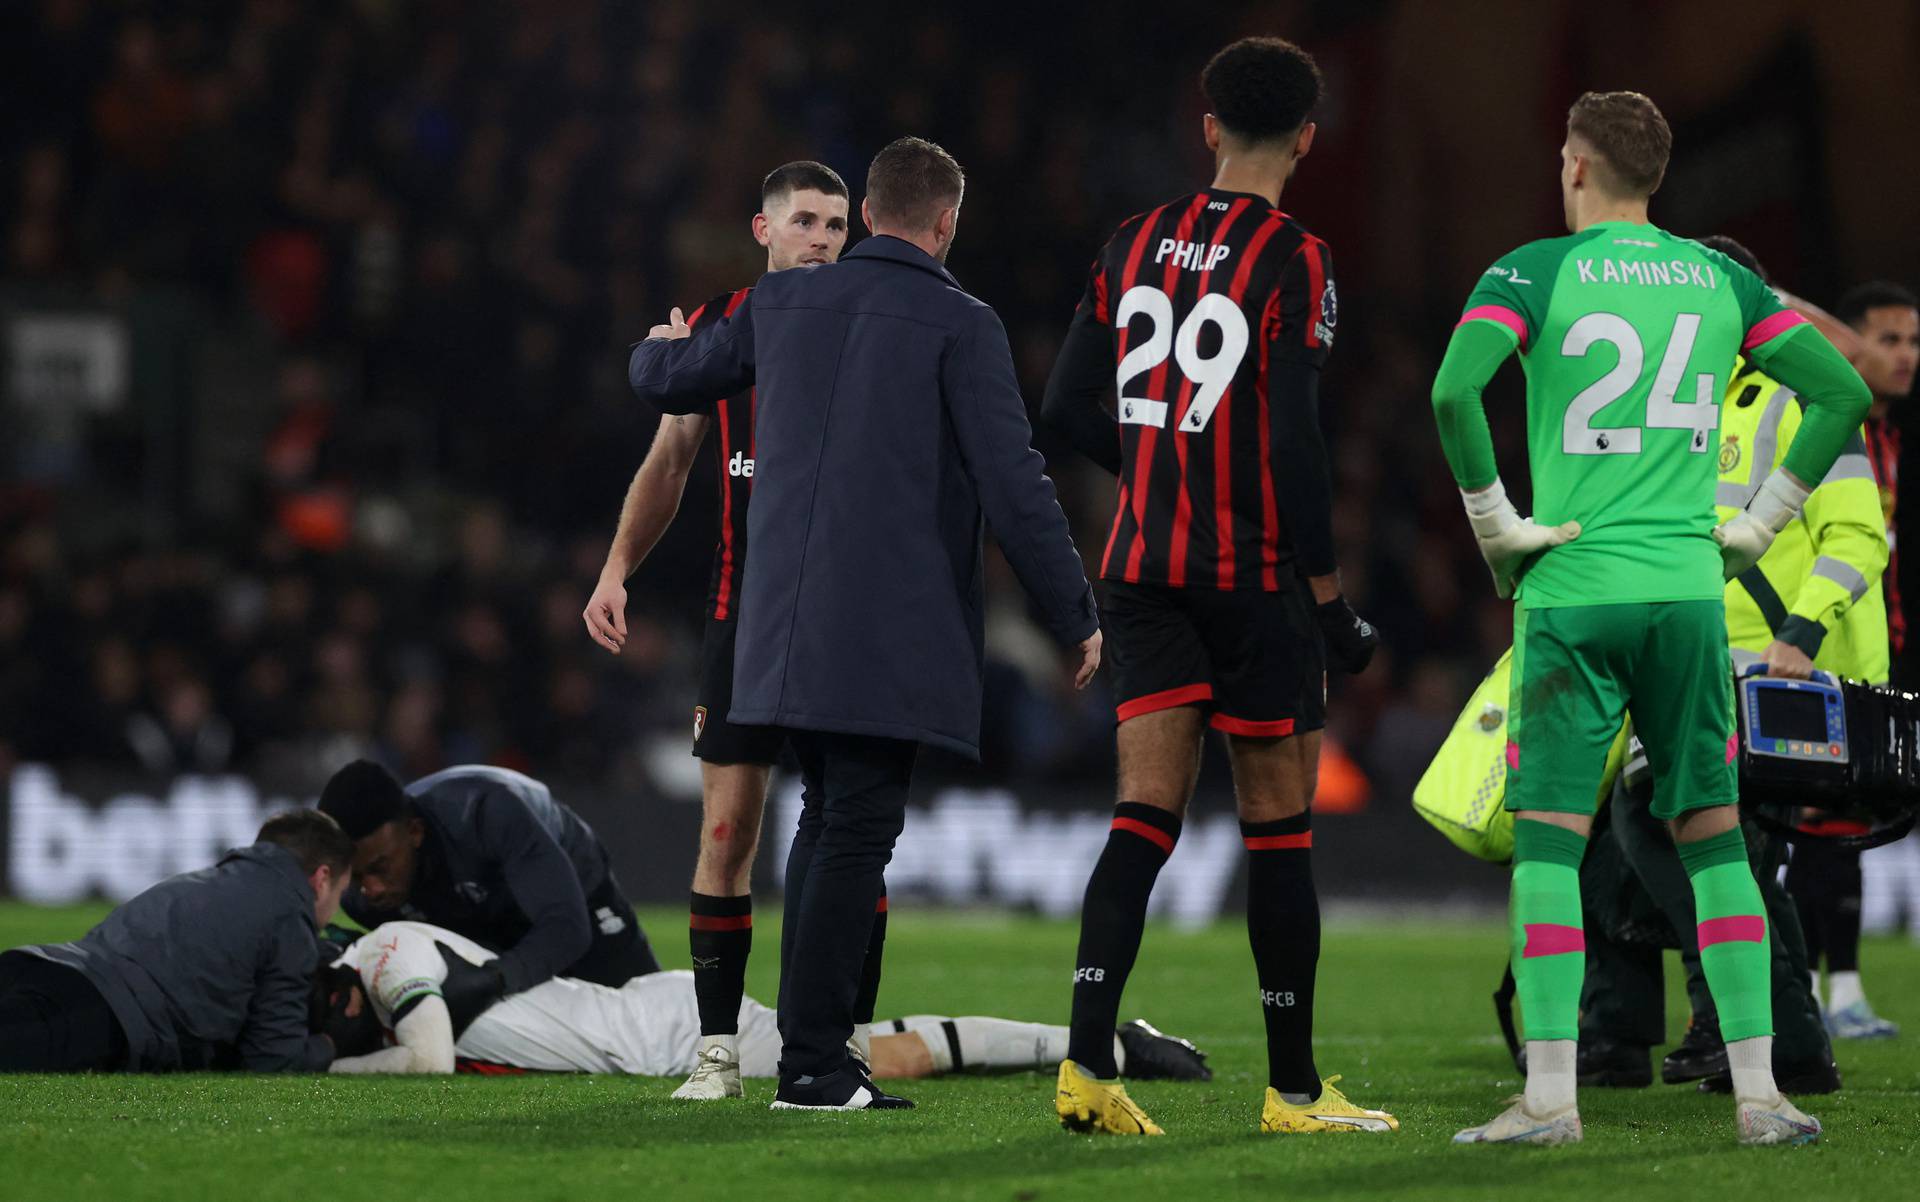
[
  {"xmin": 1074, "ymin": 629, "xmax": 1103, "ymax": 690},
  {"xmin": 648, "ymin": 306, "xmax": 691, "ymax": 341},
  {"xmin": 583, "ymin": 574, "xmax": 629, "ymax": 653}
]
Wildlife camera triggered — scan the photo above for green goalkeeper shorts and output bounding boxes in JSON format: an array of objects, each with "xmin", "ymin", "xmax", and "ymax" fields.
[{"xmin": 1506, "ymin": 600, "xmax": 1736, "ymax": 821}]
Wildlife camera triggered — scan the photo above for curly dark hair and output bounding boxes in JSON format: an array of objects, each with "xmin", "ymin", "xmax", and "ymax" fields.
[
  {"xmin": 1201, "ymin": 37, "xmax": 1323, "ymax": 143},
  {"xmin": 1698, "ymin": 234, "xmax": 1768, "ymax": 284}
]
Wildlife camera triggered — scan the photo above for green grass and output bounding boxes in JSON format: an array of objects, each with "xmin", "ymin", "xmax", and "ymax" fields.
[{"xmin": 2, "ymin": 903, "xmax": 1917, "ymax": 1201}]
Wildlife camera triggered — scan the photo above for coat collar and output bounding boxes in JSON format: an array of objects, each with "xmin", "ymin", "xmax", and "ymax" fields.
[{"xmin": 844, "ymin": 234, "xmax": 960, "ymax": 287}]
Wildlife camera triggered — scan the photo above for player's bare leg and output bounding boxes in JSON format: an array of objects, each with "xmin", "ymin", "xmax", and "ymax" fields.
[
  {"xmin": 1672, "ymin": 805, "xmax": 1821, "ymax": 1145},
  {"xmin": 675, "ymin": 761, "xmax": 770, "ymax": 1101},
  {"xmin": 1231, "ymin": 731, "xmax": 1395, "ymax": 1134},
  {"xmin": 1058, "ymin": 707, "xmax": 1204, "ymax": 1135}
]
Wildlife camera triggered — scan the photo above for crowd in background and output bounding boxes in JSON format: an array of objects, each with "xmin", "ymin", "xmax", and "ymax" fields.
[{"xmin": 0, "ymin": 0, "xmax": 1890, "ymax": 807}]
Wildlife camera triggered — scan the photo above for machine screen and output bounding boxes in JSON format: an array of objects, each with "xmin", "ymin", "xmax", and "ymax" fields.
[{"xmin": 1756, "ymin": 687, "xmax": 1830, "ymax": 743}]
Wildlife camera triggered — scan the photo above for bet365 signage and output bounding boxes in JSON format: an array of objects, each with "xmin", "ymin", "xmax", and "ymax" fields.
[{"xmin": 4, "ymin": 765, "xmax": 297, "ymax": 904}]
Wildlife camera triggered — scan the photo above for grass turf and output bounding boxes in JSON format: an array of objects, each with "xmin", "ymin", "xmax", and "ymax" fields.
[{"xmin": 1, "ymin": 902, "xmax": 1916, "ymax": 1201}]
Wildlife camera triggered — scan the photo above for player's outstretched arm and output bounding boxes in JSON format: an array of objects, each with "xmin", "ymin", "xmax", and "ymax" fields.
[
  {"xmin": 1432, "ymin": 320, "xmax": 1580, "ymax": 599},
  {"xmin": 627, "ymin": 300, "xmax": 756, "ymax": 415},
  {"xmin": 1715, "ymin": 325, "xmax": 1874, "ymax": 579},
  {"xmin": 584, "ymin": 413, "xmax": 711, "ymax": 653},
  {"xmin": 1040, "ymin": 307, "xmax": 1123, "ymax": 475},
  {"xmin": 330, "ymin": 996, "xmax": 457, "ymax": 1075}
]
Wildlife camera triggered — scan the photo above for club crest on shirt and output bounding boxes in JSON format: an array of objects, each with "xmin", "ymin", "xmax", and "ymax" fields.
[
  {"xmin": 693, "ymin": 705, "xmax": 707, "ymax": 744},
  {"xmin": 1719, "ymin": 435, "xmax": 1742, "ymax": 474}
]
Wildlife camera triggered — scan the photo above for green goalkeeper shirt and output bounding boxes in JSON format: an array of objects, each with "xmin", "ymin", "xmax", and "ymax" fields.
[{"xmin": 1432, "ymin": 221, "xmax": 1870, "ymax": 609}]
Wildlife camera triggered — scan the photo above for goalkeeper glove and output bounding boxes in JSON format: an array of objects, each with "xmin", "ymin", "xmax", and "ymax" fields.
[
  {"xmin": 1713, "ymin": 469, "xmax": 1811, "ymax": 580},
  {"xmin": 1460, "ymin": 479, "xmax": 1581, "ymax": 600},
  {"xmin": 437, "ymin": 942, "xmax": 508, "ymax": 1035}
]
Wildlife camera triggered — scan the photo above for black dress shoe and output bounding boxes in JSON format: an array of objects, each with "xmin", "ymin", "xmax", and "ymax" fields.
[
  {"xmin": 1117, "ymin": 1018, "xmax": 1212, "ymax": 1081},
  {"xmin": 770, "ymin": 1064, "xmax": 915, "ymax": 1111},
  {"xmin": 1662, "ymin": 1022, "xmax": 1727, "ymax": 1085},
  {"xmin": 1697, "ymin": 1057, "xmax": 1842, "ymax": 1096},
  {"xmin": 1577, "ymin": 1037, "xmax": 1653, "ymax": 1088}
]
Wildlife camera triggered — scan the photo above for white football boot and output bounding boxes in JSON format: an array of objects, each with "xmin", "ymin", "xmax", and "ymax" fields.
[{"xmin": 672, "ymin": 1034, "xmax": 743, "ymax": 1100}]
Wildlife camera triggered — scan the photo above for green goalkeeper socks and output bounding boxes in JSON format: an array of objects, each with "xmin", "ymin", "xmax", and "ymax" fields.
[
  {"xmin": 1510, "ymin": 819, "xmax": 1588, "ymax": 1042},
  {"xmin": 1679, "ymin": 828, "xmax": 1773, "ymax": 1042}
]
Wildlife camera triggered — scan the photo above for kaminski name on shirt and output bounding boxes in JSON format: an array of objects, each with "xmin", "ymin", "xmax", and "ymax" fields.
[{"xmin": 1576, "ymin": 257, "xmax": 1718, "ymax": 289}]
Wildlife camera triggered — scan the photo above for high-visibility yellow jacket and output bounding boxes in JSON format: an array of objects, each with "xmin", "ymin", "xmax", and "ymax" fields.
[{"xmin": 1715, "ymin": 357, "xmax": 1890, "ymax": 684}]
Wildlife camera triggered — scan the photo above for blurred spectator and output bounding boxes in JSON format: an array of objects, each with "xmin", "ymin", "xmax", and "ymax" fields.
[{"xmin": 0, "ymin": 1, "xmax": 1644, "ymax": 800}]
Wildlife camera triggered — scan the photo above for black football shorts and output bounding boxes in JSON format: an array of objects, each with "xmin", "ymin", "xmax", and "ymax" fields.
[
  {"xmin": 693, "ymin": 617, "xmax": 786, "ymax": 765},
  {"xmin": 1100, "ymin": 579, "xmax": 1326, "ymax": 737}
]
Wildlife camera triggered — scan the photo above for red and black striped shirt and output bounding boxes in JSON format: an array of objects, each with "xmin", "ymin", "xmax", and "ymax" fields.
[
  {"xmin": 1076, "ymin": 189, "xmax": 1336, "ymax": 590},
  {"xmin": 1867, "ymin": 414, "xmax": 1903, "ymax": 655},
  {"xmin": 685, "ymin": 287, "xmax": 756, "ymax": 621}
]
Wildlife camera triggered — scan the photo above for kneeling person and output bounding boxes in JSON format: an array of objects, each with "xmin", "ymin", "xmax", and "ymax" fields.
[
  {"xmin": 318, "ymin": 762, "xmax": 658, "ymax": 1022},
  {"xmin": 326, "ymin": 921, "xmax": 1208, "ymax": 1086},
  {"xmin": 0, "ymin": 810, "xmax": 352, "ymax": 1072}
]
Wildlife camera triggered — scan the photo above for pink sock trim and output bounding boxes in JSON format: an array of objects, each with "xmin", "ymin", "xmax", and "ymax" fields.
[
  {"xmin": 1521, "ymin": 923, "xmax": 1585, "ymax": 958},
  {"xmin": 1697, "ymin": 914, "xmax": 1765, "ymax": 948}
]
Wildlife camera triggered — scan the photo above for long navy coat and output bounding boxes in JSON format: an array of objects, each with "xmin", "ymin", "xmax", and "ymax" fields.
[{"xmin": 629, "ymin": 235, "xmax": 1098, "ymax": 758}]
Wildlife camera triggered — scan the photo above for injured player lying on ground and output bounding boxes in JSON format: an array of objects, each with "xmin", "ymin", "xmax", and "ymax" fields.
[{"xmin": 316, "ymin": 921, "xmax": 1209, "ymax": 1083}]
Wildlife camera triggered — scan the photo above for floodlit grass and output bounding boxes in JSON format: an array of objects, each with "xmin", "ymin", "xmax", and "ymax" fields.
[{"xmin": 2, "ymin": 903, "xmax": 1916, "ymax": 1201}]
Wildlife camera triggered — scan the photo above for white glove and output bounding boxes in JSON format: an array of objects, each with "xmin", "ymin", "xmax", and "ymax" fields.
[
  {"xmin": 1460, "ymin": 479, "xmax": 1582, "ymax": 600},
  {"xmin": 1713, "ymin": 469, "xmax": 1811, "ymax": 580}
]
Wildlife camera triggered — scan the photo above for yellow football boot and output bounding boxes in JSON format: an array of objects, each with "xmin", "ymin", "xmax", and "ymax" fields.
[
  {"xmin": 1259, "ymin": 1075, "xmax": 1398, "ymax": 1134},
  {"xmin": 1056, "ymin": 1059, "xmax": 1164, "ymax": 1135}
]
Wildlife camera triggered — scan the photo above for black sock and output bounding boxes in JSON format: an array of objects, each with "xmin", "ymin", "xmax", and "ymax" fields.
[
  {"xmin": 689, "ymin": 892, "xmax": 752, "ymax": 1037},
  {"xmin": 1828, "ymin": 847, "xmax": 1864, "ymax": 973},
  {"xmin": 1067, "ymin": 802, "xmax": 1181, "ymax": 1077},
  {"xmin": 1244, "ymin": 813, "xmax": 1320, "ymax": 1097},
  {"xmin": 852, "ymin": 885, "xmax": 888, "ymax": 1026}
]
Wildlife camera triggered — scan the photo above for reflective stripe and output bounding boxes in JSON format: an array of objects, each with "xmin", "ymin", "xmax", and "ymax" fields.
[
  {"xmin": 1812, "ymin": 555, "xmax": 1871, "ymax": 602},
  {"xmin": 1720, "ymin": 385, "xmax": 1794, "ymax": 509},
  {"xmin": 1821, "ymin": 436, "xmax": 1875, "ymax": 484}
]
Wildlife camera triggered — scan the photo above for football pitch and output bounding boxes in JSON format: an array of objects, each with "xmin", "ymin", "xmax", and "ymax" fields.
[{"xmin": 2, "ymin": 903, "xmax": 1916, "ymax": 1202}]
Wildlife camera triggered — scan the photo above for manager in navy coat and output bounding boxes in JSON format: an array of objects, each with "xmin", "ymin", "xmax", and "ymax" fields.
[{"xmin": 629, "ymin": 137, "xmax": 1101, "ymax": 1109}]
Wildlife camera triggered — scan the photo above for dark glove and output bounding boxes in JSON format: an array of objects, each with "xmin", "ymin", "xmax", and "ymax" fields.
[
  {"xmin": 1315, "ymin": 595, "xmax": 1379, "ymax": 675},
  {"xmin": 437, "ymin": 942, "xmax": 508, "ymax": 1035},
  {"xmin": 309, "ymin": 964, "xmax": 383, "ymax": 1057}
]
